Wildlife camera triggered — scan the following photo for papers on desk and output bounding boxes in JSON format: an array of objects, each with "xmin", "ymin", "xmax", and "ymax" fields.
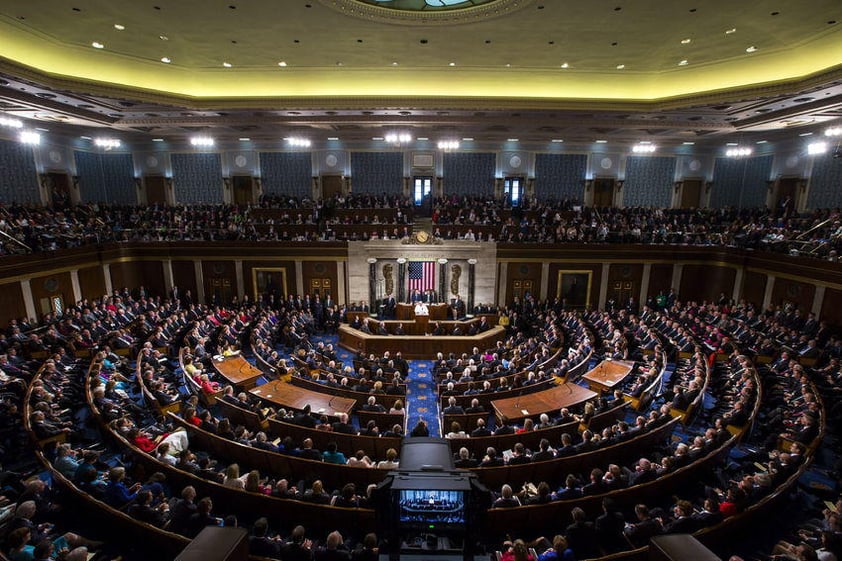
[
  {"xmin": 520, "ymin": 409, "xmax": 529, "ymax": 416},
  {"xmin": 502, "ymin": 449, "xmax": 514, "ymax": 461},
  {"xmin": 213, "ymin": 355, "xmax": 225, "ymax": 362}
]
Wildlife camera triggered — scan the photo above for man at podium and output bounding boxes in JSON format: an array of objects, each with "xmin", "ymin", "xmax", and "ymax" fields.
[{"xmin": 414, "ymin": 301, "xmax": 430, "ymax": 316}]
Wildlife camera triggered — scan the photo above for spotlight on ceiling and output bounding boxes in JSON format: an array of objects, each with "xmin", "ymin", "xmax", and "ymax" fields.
[
  {"xmin": 632, "ymin": 143, "xmax": 657, "ymax": 153},
  {"xmin": 19, "ymin": 131, "xmax": 41, "ymax": 145},
  {"xmin": 437, "ymin": 140, "xmax": 460, "ymax": 151},
  {"xmin": 190, "ymin": 136, "xmax": 215, "ymax": 147},
  {"xmin": 725, "ymin": 147, "xmax": 752, "ymax": 157},
  {"xmin": 286, "ymin": 137, "xmax": 311, "ymax": 148},
  {"xmin": 807, "ymin": 142, "xmax": 828, "ymax": 156},
  {"xmin": 0, "ymin": 116, "xmax": 24, "ymax": 129},
  {"xmin": 825, "ymin": 127, "xmax": 842, "ymax": 137},
  {"xmin": 94, "ymin": 137, "xmax": 122, "ymax": 150},
  {"xmin": 385, "ymin": 133, "xmax": 412, "ymax": 145}
]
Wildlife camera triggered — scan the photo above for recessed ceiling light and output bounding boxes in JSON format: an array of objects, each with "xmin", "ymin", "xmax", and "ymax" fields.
[
  {"xmin": 372, "ymin": 136, "xmax": 384, "ymax": 140},
  {"xmin": 35, "ymin": 127, "xmax": 49, "ymax": 132},
  {"xmin": 113, "ymin": 24, "xmax": 125, "ymax": 30},
  {"xmin": 507, "ymin": 138, "xmax": 519, "ymax": 142},
  {"xmin": 336, "ymin": 61, "xmax": 343, "ymax": 66},
  {"xmin": 756, "ymin": 140, "xmax": 768, "ymax": 144},
  {"xmin": 239, "ymin": 137, "xmax": 250, "ymax": 141},
  {"xmin": 91, "ymin": 42, "xmax": 105, "ymax": 49},
  {"xmin": 392, "ymin": 61, "xmax": 399, "ymax": 66},
  {"xmin": 678, "ymin": 60, "xmax": 689, "ymax": 66},
  {"xmin": 799, "ymin": 132, "xmax": 813, "ymax": 137},
  {"xmin": 449, "ymin": 62, "xmax": 456, "ymax": 66},
  {"xmin": 616, "ymin": 64, "xmax": 625, "ymax": 69},
  {"xmin": 417, "ymin": 137, "xmax": 428, "ymax": 141},
  {"xmin": 159, "ymin": 35, "xmax": 169, "ymax": 41},
  {"xmin": 726, "ymin": 142, "xmax": 739, "ymax": 146},
  {"xmin": 745, "ymin": 46, "xmax": 757, "ymax": 53},
  {"xmin": 462, "ymin": 137, "xmax": 474, "ymax": 141},
  {"xmin": 222, "ymin": 62, "xmax": 232, "ymax": 67},
  {"xmin": 551, "ymin": 139, "xmax": 564, "ymax": 143},
  {"xmin": 560, "ymin": 62, "xmax": 569, "ymax": 69},
  {"xmin": 80, "ymin": 136, "xmax": 92, "ymax": 140},
  {"xmin": 160, "ymin": 57, "xmax": 171, "ymax": 63},
  {"xmin": 327, "ymin": 137, "xmax": 339, "ymax": 141},
  {"xmin": 680, "ymin": 38, "xmax": 691, "ymax": 44},
  {"xmin": 152, "ymin": 138, "xmax": 164, "ymax": 142},
  {"xmin": 682, "ymin": 142, "xmax": 695, "ymax": 145},
  {"xmin": 725, "ymin": 28, "xmax": 736, "ymax": 34},
  {"xmin": 278, "ymin": 61, "xmax": 287, "ymax": 67},
  {"xmin": 595, "ymin": 139, "xmax": 608, "ymax": 143}
]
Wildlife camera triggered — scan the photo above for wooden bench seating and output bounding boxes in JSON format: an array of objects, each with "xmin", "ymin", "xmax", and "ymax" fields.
[{"xmin": 168, "ymin": 413, "xmax": 389, "ymax": 490}]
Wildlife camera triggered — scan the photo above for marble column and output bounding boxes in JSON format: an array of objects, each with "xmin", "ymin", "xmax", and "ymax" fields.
[
  {"xmin": 235, "ymin": 260, "xmax": 245, "ymax": 300},
  {"xmin": 336, "ymin": 261, "xmax": 346, "ymax": 306},
  {"xmin": 497, "ymin": 262, "xmax": 508, "ymax": 306},
  {"xmin": 295, "ymin": 260, "xmax": 304, "ymax": 296},
  {"xmin": 762, "ymin": 275, "xmax": 776, "ymax": 310},
  {"xmin": 102, "ymin": 264, "xmax": 112, "ymax": 295},
  {"xmin": 598, "ymin": 263, "xmax": 610, "ymax": 310},
  {"xmin": 467, "ymin": 259, "xmax": 476, "ymax": 312},
  {"xmin": 70, "ymin": 269, "xmax": 82, "ymax": 304},
  {"xmin": 21, "ymin": 279, "xmax": 36, "ymax": 321},
  {"xmin": 639, "ymin": 263, "xmax": 651, "ymax": 308},
  {"xmin": 812, "ymin": 285, "xmax": 826, "ymax": 318},
  {"xmin": 194, "ymin": 261, "xmax": 205, "ymax": 304},
  {"xmin": 540, "ymin": 262, "xmax": 550, "ymax": 301}
]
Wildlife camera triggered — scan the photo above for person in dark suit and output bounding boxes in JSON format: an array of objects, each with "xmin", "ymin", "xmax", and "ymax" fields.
[
  {"xmin": 280, "ymin": 525, "xmax": 314, "ymax": 561},
  {"xmin": 409, "ymin": 419, "xmax": 429, "ymax": 437},
  {"xmin": 470, "ymin": 418, "xmax": 492, "ymax": 437},
  {"xmin": 662, "ymin": 500, "xmax": 699, "ymax": 534},
  {"xmin": 442, "ymin": 396, "xmax": 465, "ymax": 415},
  {"xmin": 249, "ymin": 517, "xmax": 282, "ymax": 558},
  {"xmin": 293, "ymin": 404, "xmax": 318, "ymax": 428},
  {"xmin": 624, "ymin": 504, "xmax": 663, "ymax": 548},
  {"xmin": 314, "ymin": 531, "xmax": 351, "ymax": 561},
  {"xmin": 479, "ymin": 447, "xmax": 504, "ymax": 468}
]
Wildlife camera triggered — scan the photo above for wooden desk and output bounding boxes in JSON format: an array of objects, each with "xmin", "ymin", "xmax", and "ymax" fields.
[
  {"xmin": 250, "ymin": 380, "xmax": 356, "ymax": 417},
  {"xmin": 338, "ymin": 325, "xmax": 505, "ymax": 360},
  {"xmin": 396, "ymin": 303, "xmax": 448, "ymax": 320},
  {"xmin": 212, "ymin": 355, "xmax": 264, "ymax": 391},
  {"xmin": 492, "ymin": 383, "xmax": 596, "ymax": 424},
  {"xmin": 581, "ymin": 359, "xmax": 635, "ymax": 394}
]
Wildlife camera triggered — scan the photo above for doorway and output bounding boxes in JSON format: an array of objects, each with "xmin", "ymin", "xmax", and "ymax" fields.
[
  {"xmin": 232, "ymin": 175, "xmax": 254, "ymax": 205},
  {"xmin": 44, "ymin": 172, "xmax": 71, "ymax": 208},
  {"xmin": 775, "ymin": 177, "xmax": 799, "ymax": 217},
  {"xmin": 593, "ymin": 177, "xmax": 615, "ymax": 207},
  {"xmin": 680, "ymin": 179, "xmax": 703, "ymax": 208},
  {"xmin": 322, "ymin": 175, "xmax": 343, "ymax": 199},
  {"xmin": 144, "ymin": 176, "xmax": 168, "ymax": 205}
]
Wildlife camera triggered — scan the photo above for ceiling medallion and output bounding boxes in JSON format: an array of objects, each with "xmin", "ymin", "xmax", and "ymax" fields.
[{"xmin": 319, "ymin": 0, "xmax": 534, "ymax": 24}]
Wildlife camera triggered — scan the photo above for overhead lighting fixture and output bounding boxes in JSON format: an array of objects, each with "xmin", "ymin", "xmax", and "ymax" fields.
[
  {"xmin": 417, "ymin": 137, "xmax": 428, "ymax": 141},
  {"xmin": 726, "ymin": 142, "xmax": 739, "ymax": 146},
  {"xmin": 437, "ymin": 140, "xmax": 460, "ymax": 150},
  {"xmin": 745, "ymin": 46, "xmax": 757, "ymax": 53},
  {"xmin": 756, "ymin": 140, "xmax": 768, "ymax": 144},
  {"xmin": 278, "ymin": 61, "xmax": 287, "ymax": 67},
  {"xmin": 385, "ymin": 132, "xmax": 412, "ymax": 144},
  {"xmin": 551, "ymin": 139, "xmax": 564, "ymax": 143},
  {"xmin": 616, "ymin": 64, "xmax": 625, "ymax": 69},
  {"xmin": 91, "ymin": 41, "xmax": 105, "ymax": 49},
  {"xmin": 190, "ymin": 136, "xmax": 215, "ymax": 147},
  {"xmin": 632, "ymin": 143, "xmax": 657, "ymax": 153},
  {"xmin": 595, "ymin": 139, "xmax": 608, "ymax": 144},
  {"xmin": 678, "ymin": 59, "xmax": 689, "ymax": 66},
  {"xmin": 462, "ymin": 137, "xmax": 474, "ymax": 141},
  {"xmin": 392, "ymin": 61, "xmax": 399, "ymax": 66},
  {"xmin": 799, "ymin": 132, "xmax": 814, "ymax": 137},
  {"xmin": 286, "ymin": 137, "xmax": 311, "ymax": 148},
  {"xmin": 80, "ymin": 135, "xmax": 92, "ymax": 140},
  {"xmin": 825, "ymin": 127, "xmax": 842, "ymax": 137},
  {"xmin": 0, "ymin": 116, "xmax": 23, "ymax": 129},
  {"xmin": 449, "ymin": 62, "xmax": 456, "ymax": 66},
  {"xmin": 152, "ymin": 138, "xmax": 165, "ymax": 142},
  {"xmin": 725, "ymin": 146, "xmax": 752, "ymax": 157},
  {"xmin": 682, "ymin": 141, "xmax": 695, "ymax": 145},
  {"xmin": 725, "ymin": 28, "xmax": 737, "ymax": 34},
  {"xmin": 94, "ymin": 137, "xmax": 121, "ymax": 149},
  {"xmin": 35, "ymin": 127, "xmax": 50, "ymax": 132},
  {"xmin": 113, "ymin": 24, "xmax": 125, "ymax": 30},
  {"xmin": 808, "ymin": 141, "xmax": 828, "ymax": 155},
  {"xmin": 160, "ymin": 57, "xmax": 171, "ymax": 63},
  {"xmin": 19, "ymin": 131, "xmax": 40, "ymax": 145},
  {"xmin": 327, "ymin": 137, "xmax": 340, "ymax": 141},
  {"xmin": 680, "ymin": 38, "xmax": 692, "ymax": 44},
  {"xmin": 159, "ymin": 35, "xmax": 169, "ymax": 41},
  {"xmin": 507, "ymin": 138, "xmax": 519, "ymax": 142},
  {"xmin": 239, "ymin": 137, "xmax": 251, "ymax": 142},
  {"xmin": 371, "ymin": 136, "xmax": 384, "ymax": 141},
  {"xmin": 560, "ymin": 62, "xmax": 569, "ymax": 69},
  {"xmin": 222, "ymin": 62, "xmax": 232, "ymax": 68}
]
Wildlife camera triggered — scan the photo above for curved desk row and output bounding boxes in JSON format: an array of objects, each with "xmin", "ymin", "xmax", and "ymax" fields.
[{"xmin": 338, "ymin": 324, "xmax": 506, "ymax": 360}]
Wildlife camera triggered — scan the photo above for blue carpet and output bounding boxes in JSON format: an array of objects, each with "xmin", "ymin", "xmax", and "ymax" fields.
[
  {"xmin": 407, "ymin": 360, "xmax": 441, "ymax": 437},
  {"xmin": 277, "ymin": 335, "xmax": 443, "ymax": 436}
]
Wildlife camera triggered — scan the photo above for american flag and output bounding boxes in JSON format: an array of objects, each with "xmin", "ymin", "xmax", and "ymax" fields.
[{"xmin": 408, "ymin": 261, "xmax": 436, "ymax": 292}]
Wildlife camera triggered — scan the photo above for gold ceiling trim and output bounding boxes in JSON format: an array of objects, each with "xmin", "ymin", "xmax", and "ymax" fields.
[
  {"xmin": 2, "ymin": 57, "xmax": 842, "ymax": 114},
  {"xmin": 318, "ymin": 0, "xmax": 535, "ymax": 25}
]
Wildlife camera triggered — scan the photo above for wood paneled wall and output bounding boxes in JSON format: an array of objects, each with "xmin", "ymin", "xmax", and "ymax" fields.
[
  {"xmin": 78, "ymin": 266, "xmax": 106, "ymax": 301},
  {"xmin": 0, "ymin": 282, "xmax": 26, "ymax": 326}
]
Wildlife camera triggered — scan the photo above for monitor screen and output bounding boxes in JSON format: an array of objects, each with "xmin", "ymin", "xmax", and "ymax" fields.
[{"xmin": 398, "ymin": 489, "xmax": 465, "ymax": 527}]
